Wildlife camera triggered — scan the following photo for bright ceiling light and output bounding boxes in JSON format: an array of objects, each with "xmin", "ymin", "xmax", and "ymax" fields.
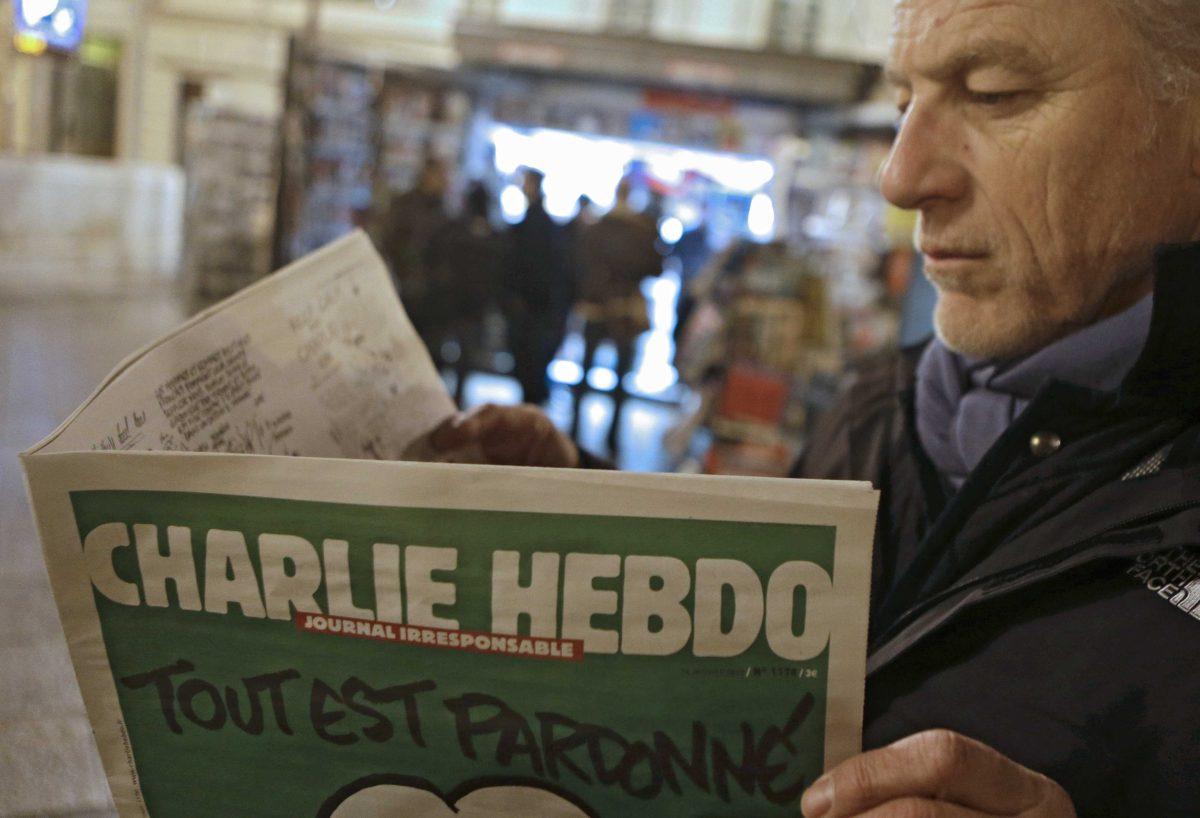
[
  {"xmin": 548, "ymin": 360, "xmax": 584, "ymax": 386},
  {"xmin": 499, "ymin": 184, "xmax": 527, "ymax": 224},
  {"xmin": 21, "ymin": 0, "xmax": 59, "ymax": 26},
  {"xmin": 748, "ymin": 192, "xmax": 776, "ymax": 240},
  {"xmin": 659, "ymin": 216, "xmax": 684, "ymax": 245},
  {"xmin": 51, "ymin": 7, "xmax": 74, "ymax": 36},
  {"xmin": 587, "ymin": 367, "xmax": 619, "ymax": 392}
]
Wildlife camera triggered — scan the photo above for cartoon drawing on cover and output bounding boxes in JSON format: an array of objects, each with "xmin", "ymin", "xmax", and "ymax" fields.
[{"xmin": 319, "ymin": 774, "xmax": 598, "ymax": 818}]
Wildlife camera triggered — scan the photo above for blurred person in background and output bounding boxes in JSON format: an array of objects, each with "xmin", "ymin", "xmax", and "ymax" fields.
[
  {"xmin": 383, "ymin": 156, "xmax": 450, "ymax": 345},
  {"xmin": 566, "ymin": 194, "xmax": 599, "ymax": 321},
  {"xmin": 425, "ymin": 182, "xmax": 506, "ymax": 406},
  {"xmin": 570, "ymin": 175, "xmax": 662, "ymax": 454},
  {"xmin": 668, "ymin": 202, "xmax": 715, "ymax": 351},
  {"xmin": 504, "ymin": 169, "xmax": 574, "ymax": 406},
  {"xmin": 429, "ymin": 0, "xmax": 1200, "ymax": 812},
  {"xmin": 567, "ymin": 194, "xmax": 599, "ymax": 248}
]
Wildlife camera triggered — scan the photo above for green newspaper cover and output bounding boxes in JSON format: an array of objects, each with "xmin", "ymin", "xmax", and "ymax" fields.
[{"xmin": 25, "ymin": 456, "xmax": 876, "ymax": 817}]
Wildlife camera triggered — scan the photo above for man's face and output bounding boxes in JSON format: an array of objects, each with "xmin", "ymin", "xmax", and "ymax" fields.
[{"xmin": 883, "ymin": 0, "xmax": 1200, "ymax": 359}]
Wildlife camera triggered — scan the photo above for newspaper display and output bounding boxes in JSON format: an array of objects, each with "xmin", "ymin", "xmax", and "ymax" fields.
[{"xmin": 21, "ymin": 232, "xmax": 879, "ymax": 817}]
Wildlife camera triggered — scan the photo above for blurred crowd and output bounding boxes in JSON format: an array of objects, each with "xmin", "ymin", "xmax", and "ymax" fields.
[{"xmin": 383, "ymin": 158, "xmax": 675, "ymax": 454}]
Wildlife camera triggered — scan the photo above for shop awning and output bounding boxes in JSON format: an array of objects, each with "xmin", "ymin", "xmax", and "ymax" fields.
[{"xmin": 454, "ymin": 19, "xmax": 880, "ymax": 106}]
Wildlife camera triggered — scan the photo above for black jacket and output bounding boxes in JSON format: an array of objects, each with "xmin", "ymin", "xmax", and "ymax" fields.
[
  {"xmin": 506, "ymin": 202, "xmax": 573, "ymax": 316},
  {"xmin": 794, "ymin": 244, "xmax": 1200, "ymax": 817}
]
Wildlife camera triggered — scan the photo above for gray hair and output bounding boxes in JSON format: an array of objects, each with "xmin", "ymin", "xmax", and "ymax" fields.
[{"xmin": 1110, "ymin": 0, "xmax": 1200, "ymax": 100}]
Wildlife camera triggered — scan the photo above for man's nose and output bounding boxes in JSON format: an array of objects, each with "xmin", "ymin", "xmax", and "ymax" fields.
[{"xmin": 878, "ymin": 105, "xmax": 968, "ymax": 211}]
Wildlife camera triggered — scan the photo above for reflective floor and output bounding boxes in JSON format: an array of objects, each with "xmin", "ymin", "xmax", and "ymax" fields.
[{"xmin": 0, "ymin": 289, "xmax": 677, "ymax": 816}]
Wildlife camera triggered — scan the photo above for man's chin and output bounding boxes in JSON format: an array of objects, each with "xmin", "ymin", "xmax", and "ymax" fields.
[{"xmin": 933, "ymin": 295, "xmax": 1055, "ymax": 361}]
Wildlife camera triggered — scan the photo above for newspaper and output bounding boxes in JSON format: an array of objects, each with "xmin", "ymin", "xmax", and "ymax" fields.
[
  {"xmin": 31, "ymin": 231, "xmax": 454, "ymax": 460},
  {"xmin": 21, "ymin": 232, "xmax": 879, "ymax": 817}
]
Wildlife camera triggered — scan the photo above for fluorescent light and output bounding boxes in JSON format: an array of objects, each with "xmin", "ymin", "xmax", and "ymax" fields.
[
  {"xmin": 659, "ymin": 216, "xmax": 684, "ymax": 245},
  {"xmin": 548, "ymin": 360, "xmax": 584, "ymax": 385},
  {"xmin": 487, "ymin": 124, "xmax": 775, "ymax": 222},
  {"xmin": 499, "ymin": 184, "xmax": 527, "ymax": 224},
  {"xmin": 587, "ymin": 367, "xmax": 619, "ymax": 391},
  {"xmin": 22, "ymin": 0, "xmax": 59, "ymax": 26},
  {"xmin": 51, "ymin": 7, "xmax": 74, "ymax": 35},
  {"xmin": 748, "ymin": 192, "xmax": 776, "ymax": 240}
]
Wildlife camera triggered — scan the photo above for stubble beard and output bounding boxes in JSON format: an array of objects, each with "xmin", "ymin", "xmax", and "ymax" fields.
[
  {"xmin": 921, "ymin": 252, "xmax": 1058, "ymax": 361},
  {"xmin": 931, "ymin": 288, "xmax": 1063, "ymax": 362},
  {"xmin": 932, "ymin": 255, "xmax": 1153, "ymax": 363}
]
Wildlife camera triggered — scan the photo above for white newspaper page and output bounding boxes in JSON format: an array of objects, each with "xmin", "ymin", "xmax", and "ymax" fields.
[{"xmin": 31, "ymin": 231, "xmax": 454, "ymax": 460}]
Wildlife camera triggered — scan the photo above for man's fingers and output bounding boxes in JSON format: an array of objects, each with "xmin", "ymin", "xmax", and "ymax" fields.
[
  {"xmin": 802, "ymin": 730, "xmax": 1049, "ymax": 817},
  {"xmin": 852, "ymin": 797, "xmax": 986, "ymax": 818},
  {"xmin": 525, "ymin": 422, "xmax": 579, "ymax": 468},
  {"xmin": 431, "ymin": 403, "xmax": 515, "ymax": 451},
  {"xmin": 483, "ymin": 427, "xmax": 539, "ymax": 465},
  {"xmin": 429, "ymin": 409, "xmax": 482, "ymax": 450},
  {"xmin": 427, "ymin": 403, "xmax": 578, "ymax": 467}
]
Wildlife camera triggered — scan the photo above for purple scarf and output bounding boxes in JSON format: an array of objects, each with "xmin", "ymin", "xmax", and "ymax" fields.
[{"xmin": 916, "ymin": 295, "xmax": 1153, "ymax": 488}]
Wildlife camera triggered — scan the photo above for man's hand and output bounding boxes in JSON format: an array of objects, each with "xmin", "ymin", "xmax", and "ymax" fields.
[
  {"xmin": 801, "ymin": 730, "xmax": 1076, "ymax": 818},
  {"xmin": 430, "ymin": 403, "xmax": 579, "ymax": 468}
]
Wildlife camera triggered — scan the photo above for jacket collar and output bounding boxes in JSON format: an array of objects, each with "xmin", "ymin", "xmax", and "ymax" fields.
[{"xmin": 1122, "ymin": 241, "xmax": 1200, "ymax": 407}]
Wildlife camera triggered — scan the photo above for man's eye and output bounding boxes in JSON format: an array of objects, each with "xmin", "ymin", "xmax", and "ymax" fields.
[{"xmin": 969, "ymin": 90, "xmax": 1021, "ymax": 106}]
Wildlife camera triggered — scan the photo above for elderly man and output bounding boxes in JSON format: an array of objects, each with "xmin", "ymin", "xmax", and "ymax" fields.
[{"xmin": 431, "ymin": 0, "xmax": 1200, "ymax": 814}]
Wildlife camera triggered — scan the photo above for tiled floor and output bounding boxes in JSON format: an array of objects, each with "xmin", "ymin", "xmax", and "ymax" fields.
[
  {"xmin": 0, "ymin": 289, "xmax": 677, "ymax": 816},
  {"xmin": 1, "ymin": 290, "xmax": 189, "ymax": 817}
]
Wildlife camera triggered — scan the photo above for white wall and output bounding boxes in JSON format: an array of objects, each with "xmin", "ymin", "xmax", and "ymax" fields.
[
  {"xmin": 653, "ymin": 0, "xmax": 774, "ymax": 49},
  {"xmin": 78, "ymin": 0, "xmax": 290, "ymax": 164},
  {"xmin": 0, "ymin": 0, "xmax": 12, "ymax": 152},
  {"xmin": 84, "ymin": 0, "xmax": 477, "ymax": 165},
  {"xmin": 814, "ymin": 0, "xmax": 893, "ymax": 63},
  {"xmin": 502, "ymin": 0, "xmax": 607, "ymax": 29},
  {"xmin": 0, "ymin": 154, "xmax": 185, "ymax": 294}
]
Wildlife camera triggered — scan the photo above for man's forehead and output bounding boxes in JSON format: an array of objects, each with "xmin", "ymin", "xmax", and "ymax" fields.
[
  {"xmin": 885, "ymin": 0, "xmax": 1066, "ymax": 83},
  {"xmin": 885, "ymin": 37, "xmax": 1052, "ymax": 86},
  {"xmin": 890, "ymin": 0, "xmax": 1052, "ymax": 36}
]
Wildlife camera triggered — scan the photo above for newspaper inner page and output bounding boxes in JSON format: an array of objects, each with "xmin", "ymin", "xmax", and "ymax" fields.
[{"xmin": 31, "ymin": 231, "xmax": 454, "ymax": 460}]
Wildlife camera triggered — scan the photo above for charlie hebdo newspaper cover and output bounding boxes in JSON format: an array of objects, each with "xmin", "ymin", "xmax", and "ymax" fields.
[{"xmin": 21, "ymin": 232, "xmax": 879, "ymax": 817}]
